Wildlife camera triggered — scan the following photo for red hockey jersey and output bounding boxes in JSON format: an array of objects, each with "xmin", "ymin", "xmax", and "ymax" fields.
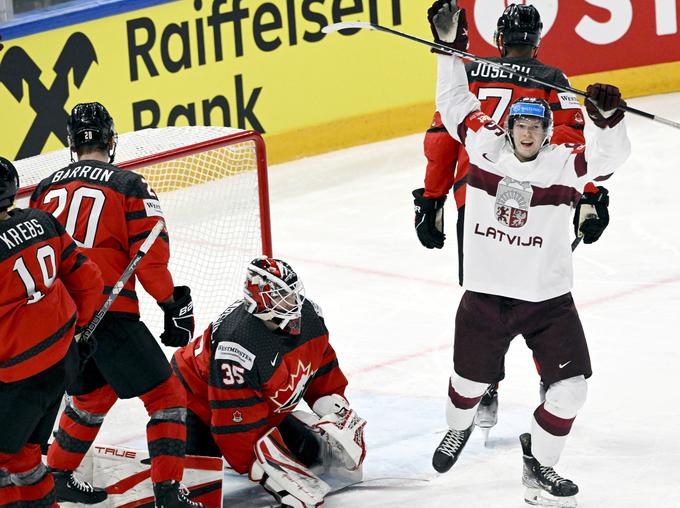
[
  {"xmin": 0, "ymin": 208, "xmax": 103, "ymax": 382},
  {"xmin": 30, "ymin": 160, "xmax": 174, "ymax": 314},
  {"xmin": 424, "ymin": 57, "xmax": 586, "ymax": 208},
  {"xmin": 172, "ymin": 299, "xmax": 348, "ymax": 473}
]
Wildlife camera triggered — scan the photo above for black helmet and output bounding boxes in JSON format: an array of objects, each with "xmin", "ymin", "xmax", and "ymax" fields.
[
  {"xmin": 495, "ymin": 4, "xmax": 542, "ymax": 49},
  {"xmin": 0, "ymin": 156, "xmax": 19, "ymax": 211},
  {"xmin": 506, "ymin": 97, "xmax": 553, "ymax": 148},
  {"xmin": 67, "ymin": 102, "xmax": 117, "ymax": 155}
]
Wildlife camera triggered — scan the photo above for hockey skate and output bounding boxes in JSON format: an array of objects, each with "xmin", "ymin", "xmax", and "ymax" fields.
[
  {"xmin": 520, "ymin": 433, "xmax": 578, "ymax": 507},
  {"xmin": 432, "ymin": 424, "xmax": 473, "ymax": 473},
  {"xmin": 474, "ymin": 384, "xmax": 498, "ymax": 445},
  {"xmin": 153, "ymin": 480, "xmax": 206, "ymax": 508},
  {"xmin": 52, "ymin": 469, "xmax": 108, "ymax": 504}
]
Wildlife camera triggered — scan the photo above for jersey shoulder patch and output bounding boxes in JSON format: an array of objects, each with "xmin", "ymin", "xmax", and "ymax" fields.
[{"xmin": 214, "ymin": 341, "xmax": 257, "ymax": 370}]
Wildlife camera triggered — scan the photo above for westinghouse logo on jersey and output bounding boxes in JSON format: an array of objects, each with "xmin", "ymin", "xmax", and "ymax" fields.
[
  {"xmin": 495, "ymin": 177, "xmax": 533, "ymax": 228},
  {"xmin": 0, "ymin": 32, "xmax": 98, "ymax": 160},
  {"xmin": 214, "ymin": 342, "xmax": 255, "ymax": 370}
]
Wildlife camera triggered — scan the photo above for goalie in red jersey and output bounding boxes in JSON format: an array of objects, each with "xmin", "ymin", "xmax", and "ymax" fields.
[{"xmin": 172, "ymin": 257, "xmax": 367, "ymax": 508}]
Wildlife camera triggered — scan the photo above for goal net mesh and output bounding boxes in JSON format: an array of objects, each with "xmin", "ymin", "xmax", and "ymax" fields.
[{"xmin": 14, "ymin": 126, "xmax": 270, "ymax": 339}]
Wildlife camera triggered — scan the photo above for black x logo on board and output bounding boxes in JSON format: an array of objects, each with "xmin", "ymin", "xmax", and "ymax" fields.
[{"xmin": 0, "ymin": 32, "xmax": 98, "ymax": 159}]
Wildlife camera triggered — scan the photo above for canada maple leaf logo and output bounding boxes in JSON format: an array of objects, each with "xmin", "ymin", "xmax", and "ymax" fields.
[{"xmin": 270, "ymin": 360, "xmax": 316, "ymax": 413}]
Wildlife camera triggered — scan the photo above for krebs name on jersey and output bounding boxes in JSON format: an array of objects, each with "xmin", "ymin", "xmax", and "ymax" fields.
[{"xmin": 0, "ymin": 219, "xmax": 45, "ymax": 250}]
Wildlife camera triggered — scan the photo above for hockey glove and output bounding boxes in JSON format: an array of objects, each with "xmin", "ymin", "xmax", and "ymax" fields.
[
  {"xmin": 250, "ymin": 428, "xmax": 330, "ymax": 508},
  {"xmin": 158, "ymin": 286, "xmax": 194, "ymax": 347},
  {"xmin": 574, "ymin": 185, "xmax": 609, "ymax": 244},
  {"xmin": 413, "ymin": 188, "xmax": 446, "ymax": 249},
  {"xmin": 312, "ymin": 394, "xmax": 367, "ymax": 471},
  {"xmin": 585, "ymin": 83, "xmax": 625, "ymax": 128},
  {"xmin": 427, "ymin": 0, "xmax": 469, "ymax": 54}
]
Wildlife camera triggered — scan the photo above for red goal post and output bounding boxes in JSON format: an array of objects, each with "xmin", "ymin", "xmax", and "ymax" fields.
[{"xmin": 14, "ymin": 126, "xmax": 272, "ymax": 337}]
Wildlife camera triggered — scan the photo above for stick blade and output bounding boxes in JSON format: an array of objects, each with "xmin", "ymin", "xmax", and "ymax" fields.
[{"xmin": 322, "ymin": 21, "xmax": 376, "ymax": 34}]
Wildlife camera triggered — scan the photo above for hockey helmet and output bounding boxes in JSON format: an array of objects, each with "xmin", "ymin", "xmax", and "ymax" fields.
[
  {"xmin": 244, "ymin": 256, "xmax": 305, "ymax": 335},
  {"xmin": 495, "ymin": 4, "xmax": 542, "ymax": 51},
  {"xmin": 67, "ymin": 102, "xmax": 117, "ymax": 161},
  {"xmin": 0, "ymin": 156, "xmax": 19, "ymax": 211},
  {"xmin": 506, "ymin": 97, "xmax": 553, "ymax": 149}
]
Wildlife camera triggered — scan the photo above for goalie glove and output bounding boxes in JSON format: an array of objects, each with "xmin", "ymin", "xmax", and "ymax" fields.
[
  {"xmin": 250, "ymin": 428, "xmax": 330, "ymax": 508},
  {"xmin": 312, "ymin": 394, "xmax": 367, "ymax": 471},
  {"xmin": 157, "ymin": 286, "xmax": 194, "ymax": 347},
  {"xmin": 427, "ymin": 0, "xmax": 469, "ymax": 54},
  {"xmin": 413, "ymin": 188, "xmax": 446, "ymax": 249},
  {"xmin": 574, "ymin": 185, "xmax": 609, "ymax": 244}
]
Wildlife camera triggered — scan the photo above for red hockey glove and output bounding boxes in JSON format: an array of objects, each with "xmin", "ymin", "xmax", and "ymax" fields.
[
  {"xmin": 585, "ymin": 83, "xmax": 625, "ymax": 128},
  {"xmin": 427, "ymin": 0, "xmax": 469, "ymax": 54}
]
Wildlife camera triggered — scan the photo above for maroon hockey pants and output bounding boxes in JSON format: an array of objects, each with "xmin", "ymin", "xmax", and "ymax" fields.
[{"xmin": 47, "ymin": 373, "xmax": 187, "ymax": 483}]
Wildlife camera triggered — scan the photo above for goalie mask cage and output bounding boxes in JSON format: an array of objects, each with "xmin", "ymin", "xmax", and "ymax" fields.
[{"xmin": 14, "ymin": 126, "xmax": 272, "ymax": 338}]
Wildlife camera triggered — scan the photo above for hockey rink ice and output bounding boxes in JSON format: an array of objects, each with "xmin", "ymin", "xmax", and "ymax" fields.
[{"xmin": 94, "ymin": 91, "xmax": 680, "ymax": 508}]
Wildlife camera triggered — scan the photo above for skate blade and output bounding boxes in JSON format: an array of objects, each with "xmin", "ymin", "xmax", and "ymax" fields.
[
  {"xmin": 524, "ymin": 487, "xmax": 577, "ymax": 507},
  {"xmin": 480, "ymin": 427, "xmax": 491, "ymax": 447}
]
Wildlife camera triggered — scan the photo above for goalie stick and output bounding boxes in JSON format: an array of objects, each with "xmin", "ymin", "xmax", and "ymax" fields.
[
  {"xmin": 78, "ymin": 219, "xmax": 166, "ymax": 349},
  {"xmin": 322, "ymin": 21, "xmax": 680, "ymax": 131}
]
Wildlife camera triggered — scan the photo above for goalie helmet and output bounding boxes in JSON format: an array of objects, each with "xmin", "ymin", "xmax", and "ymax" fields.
[
  {"xmin": 244, "ymin": 257, "xmax": 305, "ymax": 335},
  {"xmin": 495, "ymin": 4, "xmax": 542, "ymax": 51},
  {"xmin": 505, "ymin": 97, "xmax": 553, "ymax": 149},
  {"xmin": 67, "ymin": 102, "xmax": 117, "ymax": 162},
  {"xmin": 0, "ymin": 156, "xmax": 19, "ymax": 211}
]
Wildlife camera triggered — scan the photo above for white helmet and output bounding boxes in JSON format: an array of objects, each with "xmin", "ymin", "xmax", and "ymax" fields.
[{"xmin": 244, "ymin": 257, "xmax": 305, "ymax": 335}]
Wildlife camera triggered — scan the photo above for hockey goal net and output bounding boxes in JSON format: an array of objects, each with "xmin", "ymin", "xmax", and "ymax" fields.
[{"xmin": 14, "ymin": 126, "xmax": 271, "ymax": 337}]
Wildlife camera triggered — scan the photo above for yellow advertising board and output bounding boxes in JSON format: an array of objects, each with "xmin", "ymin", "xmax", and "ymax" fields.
[
  {"xmin": 3, "ymin": 0, "xmax": 680, "ymax": 165},
  {"xmin": 0, "ymin": 0, "xmax": 436, "ymax": 164}
]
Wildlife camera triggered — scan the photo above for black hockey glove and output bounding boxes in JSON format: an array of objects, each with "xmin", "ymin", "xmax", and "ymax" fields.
[
  {"xmin": 413, "ymin": 188, "xmax": 446, "ymax": 249},
  {"xmin": 573, "ymin": 186, "xmax": 609, "ymax": 244},
  {"xmin": 427, "ymin": 0, "xmax": 469, "ymax": 54},
  {"xmin": 585, "ymin": 83, "xmax": 625, "ymax": 128},
  {"xmin": 158, "ymin": 286, "xmax": 194, "ymax": 347}
]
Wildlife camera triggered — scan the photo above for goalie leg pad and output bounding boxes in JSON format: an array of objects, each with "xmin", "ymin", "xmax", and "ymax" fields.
[{"xmin": 250, "ymin": 428, "xmax": 330, "ymax": 508}]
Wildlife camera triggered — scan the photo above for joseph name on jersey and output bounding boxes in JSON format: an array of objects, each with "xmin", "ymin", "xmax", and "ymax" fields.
[
  {"xmin": 30, "ymin": 160, "xmax": 173, "ymax": 314},
  {"xmin": 436, "ymin": 55, "xmax": 631, "ymax": 302},
  {"xmin": 172, "ymin": 299, "xmax": 348, "ymax": 473},
  {"xmin": 0, "ymin": 208, "xmax": 102, "ymax": 382}
]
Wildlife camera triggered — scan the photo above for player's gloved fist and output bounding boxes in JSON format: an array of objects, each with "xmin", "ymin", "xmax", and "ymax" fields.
[
  {"xmin": 158, "ymin": 285, "xmax": 194, "ymax": 347},
  {"xmin": 585, "ymin": 83, "xmax": 625, "ymax": 128},
  {"xmin": 413, "ymin": 188, "xmax": 446, "ymax": 249},
  {"xmin": 427, "ymin": 0, "xmax": 468, "ymax": 54},
  {"xmin": 573, "ymin": 185, "xmax": 609, "ymax": 244}
]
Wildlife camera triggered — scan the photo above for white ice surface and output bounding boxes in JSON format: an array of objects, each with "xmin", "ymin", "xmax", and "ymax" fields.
[{"xmin": 94, "ymin": 92, "xmax": 680, "ymax": 508}]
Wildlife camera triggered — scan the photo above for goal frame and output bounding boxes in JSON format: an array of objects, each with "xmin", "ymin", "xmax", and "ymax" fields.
[{"xmin": 15, "ymin": 129, "xmax": 272, "ymax": 257}]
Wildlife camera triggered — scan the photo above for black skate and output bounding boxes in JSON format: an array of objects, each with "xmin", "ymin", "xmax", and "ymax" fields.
[
  {"xmin": 52, "ymin": 469, "xmax": 108, "ymax": 504},
  {"xmin": 520, "ymin": 433, "xmax": 578, "ymax": 507},
  {"xmin": 432, "ymin": 424, "xmax": 473, "ymax": 473},
  {"xmin": 154, "ymin": 480, "xmax": 206, "ymax": 508}
]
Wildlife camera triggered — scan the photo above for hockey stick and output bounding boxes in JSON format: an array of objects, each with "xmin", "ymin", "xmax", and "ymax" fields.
[
  {"xmin": 322, "ymin": 22, "xmax": 680, "ymax": 130},
  {"xmin": 78, "ymin": 219, "xmax": 166, "ymax": 346}
]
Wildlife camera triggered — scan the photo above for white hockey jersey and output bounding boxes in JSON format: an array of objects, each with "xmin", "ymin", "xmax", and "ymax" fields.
[{"xmin": 436, "ymin": 55, "xmax": 631, "ymax": 302}]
